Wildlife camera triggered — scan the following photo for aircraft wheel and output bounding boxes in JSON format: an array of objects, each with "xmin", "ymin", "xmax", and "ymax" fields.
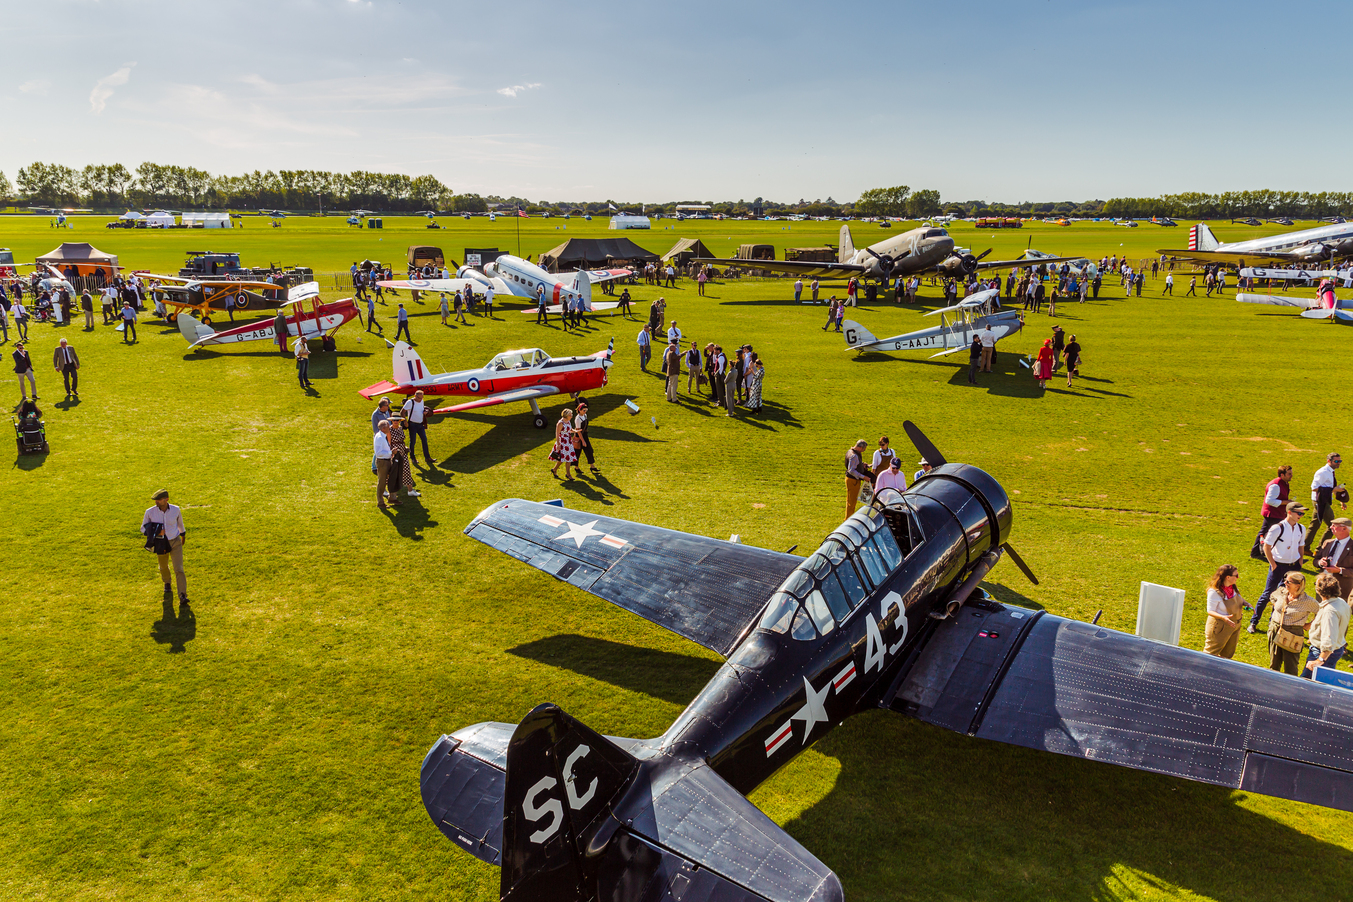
[{"xmin": 533, "ymin": 414, "xmax": 547, "ymax": 429}]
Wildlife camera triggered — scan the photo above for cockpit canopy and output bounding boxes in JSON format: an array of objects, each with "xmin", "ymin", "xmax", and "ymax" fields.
[
  {"xmin": 757, "ymin": 497, "xmax": 925, "ymax": 641},
  {"xmin": 487, "ymin": 349, "xmax": 549, "ymax": 371},
  {"xmin": 923, "ymin": 228, "xmax": 949, "ymax": 239}
]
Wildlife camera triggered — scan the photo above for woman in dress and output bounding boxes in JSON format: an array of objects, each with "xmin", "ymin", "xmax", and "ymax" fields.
[
  {"xmin": 1203, "ymin": 564, "xmax": 1246, "ymax": 658},
  {"xmin": 746, "ymin": 355, "xmax": 764, "ymax": 413},
  {"xmin": 1034, "ymin": 339, "xmax": 1054, "ymax": 389},
  {"xmin": 551, "ymin": 408, "xmax": 577, "ymax": 480},
  {"xmin": 439, "ymin": 292, "xmax": 450, "ymax": 325},
  {"xmin": 387, "ymin": 416, "xmax": 420, "ymax": 501}
]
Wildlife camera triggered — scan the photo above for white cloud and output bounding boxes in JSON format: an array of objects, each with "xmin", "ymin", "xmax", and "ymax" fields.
[
  {"xmin": 497, "ymin": 83, "xmax": 541, "ymax": 98},
  {"xmin": 89, "ymin": 62, "xmax": 136, "ymax": 114},
  {"xmin": 19, "ymin": 79, "xmax": 49, "ymax": 95}
]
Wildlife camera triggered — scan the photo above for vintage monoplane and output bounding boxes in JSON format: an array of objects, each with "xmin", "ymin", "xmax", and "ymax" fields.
[
  {"xmin": 419, "ymin": 423, "xmax": 1353, "ymax": 902},
  {"xmin": 135, "ymin": 270, "xmax": 289, "ymax": 320},
  {"xmin": 841, "ymin": 288, "xmax": 1023, "ymax": 357},
  {"xmin": 359, "ymin": 339, "xmax": 613, "ymax": 428},
  {"xmin": 378, "ymin": 254, "xmax": 629, "ymax": 313},
  {"xmin": 176, "ymin": 285, "xmax": 360, "ymax": 351},
  {"xmin": 694, "ymin": 224, "xmax": 1077, "ymax": 285}
]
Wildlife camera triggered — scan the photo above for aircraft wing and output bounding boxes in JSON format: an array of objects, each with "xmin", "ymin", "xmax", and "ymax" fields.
[
  {"xmin": 887, "ymin": 602, "xmax": 1353, "ymax": 813},
  {"xmin": 377, "ymin": 278, "xmax": 479, "ymax": 292},
  {"xmin": 1236, "ymin": 292, "xmax": 1315, "ymax": 308},
  {"xmin": 974, "ymin": 255, "xmax": 1080, "ymax": 271},
  {"xmin": 433, "ymin": 385, "xmax": 560, "ymax": 414},
  {"xmin": 555, "ymin": 268, "xmax": 634, "ymax": 284},
  {"xmin": 463, "ymin": 499, "xmax": 802, "ymax": 656},
  {"xmin": 693, "ymin": 257, "xmax": 871, "ymax": 280},
  {"xmin": 1157, "ymin": 248, "xmax": 1294, "ymax": 265}
]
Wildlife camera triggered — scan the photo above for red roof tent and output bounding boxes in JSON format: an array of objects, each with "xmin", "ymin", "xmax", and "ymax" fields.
[{"xmin": 36, "ymin": 242, "xmax": 120, "ymax": 277}]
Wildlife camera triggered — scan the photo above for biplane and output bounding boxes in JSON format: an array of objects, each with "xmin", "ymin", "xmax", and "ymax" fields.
[
  {"xmin": 176, "ymin": 285, "xmax": 359, "ymax": 350},
  {"xmin": 842, "ymin": 288, "xmax": 1024, "ymax": 357},
  {"xmin": 135, "ymin": 271, "xmax": 292, "ymax": 320}
]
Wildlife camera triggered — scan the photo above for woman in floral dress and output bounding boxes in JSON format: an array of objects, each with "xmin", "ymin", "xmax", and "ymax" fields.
[{"xmin": 550, "ymin": 408, "xmax": 577, "ymax": 480}]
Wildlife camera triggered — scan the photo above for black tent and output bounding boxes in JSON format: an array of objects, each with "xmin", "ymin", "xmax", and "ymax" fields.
[{"xmin": 540, "ymin": 237, "xmax": 659, "ymax": 271}]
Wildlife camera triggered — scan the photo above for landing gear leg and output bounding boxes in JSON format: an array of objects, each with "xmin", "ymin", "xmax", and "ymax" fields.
[{"xmin": 530, "ymin": 399, "xmax": 547, "ymax": 429}]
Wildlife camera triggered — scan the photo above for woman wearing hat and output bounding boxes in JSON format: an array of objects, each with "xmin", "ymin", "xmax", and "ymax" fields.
[
  {"xmin": 1034, "ymin": 339, "xmax": 1054, "ymax": 389},
  {"xmin": 1266, "ymin": 570, "xmax": 1317, "ymax": 675}
]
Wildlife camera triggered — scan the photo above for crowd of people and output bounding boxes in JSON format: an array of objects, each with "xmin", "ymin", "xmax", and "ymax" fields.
[
  {"xmin": 633, "ymin": 298, "xmax": 765, "ymax": 417},
  {"xmin": 1201, "ymin": 457, "xmax": 1352, "ymax": 675}
]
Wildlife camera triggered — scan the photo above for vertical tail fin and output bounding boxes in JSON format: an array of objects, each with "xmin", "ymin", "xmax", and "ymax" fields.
[
  {"xmin": 500, "ymin": 704, "xmax": 638, "ymax": 901},
  {"xmin": 177, "ymin": 312, "xmax": 214, "ymax": 345},
  {"xmin": 839, "ymin": 224, "xmax": 855, "ymax": 263},
  {"xmin": 841, "ymin": 320, "xmax": 875, "ymax": 349},
  {"xmin": 1189, "ymin": 223, "xmax": 1219, "ymax": 251},
  {"xmin": 393, "ymin": 341, "xmax": 429, "ymax": 384},
  {"xmin": 572, "ymin": 271, "xmax": 593, "ymax": 311}
]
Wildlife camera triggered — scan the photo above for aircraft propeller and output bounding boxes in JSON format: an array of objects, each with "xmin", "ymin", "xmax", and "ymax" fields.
[
  {"xmin": 863, "ymin": 247, "xmax": 899, "ymax": 280},
  {"xmin": 901, "ymin": 420, "xmax": 1038, "ymax": 586}
]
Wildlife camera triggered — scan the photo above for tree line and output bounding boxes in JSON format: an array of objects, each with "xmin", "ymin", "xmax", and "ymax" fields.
[{"xmin": 1100, "ymin": 191, "xmax": 1353, "ymax": 220}]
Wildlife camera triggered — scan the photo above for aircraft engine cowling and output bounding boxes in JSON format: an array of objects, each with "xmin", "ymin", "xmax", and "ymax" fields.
[
  {"xmin": 1292, "ymin": 243, "xmax": 1329, "ymax": 262},
  {"xmin": 481, "ymin": 262, "xmax": 499, "ymax": 278},
  {"xmin": 936, "ymin": 253, "xmax": 978, "ymax": 278},
  {"xmin": 457, "ymin": 266, "xmax": 493, "ymax": 286}
]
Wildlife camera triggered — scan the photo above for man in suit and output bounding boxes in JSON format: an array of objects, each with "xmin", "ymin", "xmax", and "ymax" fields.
[
  {"xmin": 1316, "ymin": 517, "xmax": 1353, "ymax": 600},
  {"xmin": 52, "ymin": 338, "xmax": 79, "ymax": 398}
]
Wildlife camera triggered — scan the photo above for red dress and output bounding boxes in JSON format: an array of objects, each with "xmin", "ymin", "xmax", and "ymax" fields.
[{"xmin": 1035, "ymin": 347, "xmax": 1054, "ymax": 381}]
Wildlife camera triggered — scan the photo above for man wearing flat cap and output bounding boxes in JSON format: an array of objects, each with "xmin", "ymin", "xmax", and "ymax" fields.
[
  {"xmin": 1317, "ymin": 517, "xmax": 1353, "ymax": 599},
  {"xmin": 1250, "ymin": 500, "xmax": 1307, "ymax": 633},
  {"xmin": 141, "ymin": 489, "xmax": 189, "ymax": 604}
]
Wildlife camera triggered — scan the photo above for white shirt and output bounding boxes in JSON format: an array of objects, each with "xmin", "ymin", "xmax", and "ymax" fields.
[
  {"xmin": 871, "ymin": 448, "xmax": 896, "ymax": 470},
  {"xmin": 1309, "ymin": 597, "xmax": 1351, "ymax": 653},
  {"xmin": 1205, "ymin": 587, "xmax": 1234, "ymax": 618},
  {"xmin": 1263, "ymin": 481, "xmax": 1285, "ymax": 508},
  {"xmin": 1312, "ymin": 464, "xmax": 1338, "ymax": 501},
  {"xmin": 484, "ymin": 287, "xmax": 494, "ymax": 303},
  {"xmin": 667, "ymin": 325, "xmax": 681, "ymax": 344},
  {"xmin": 1265, "ymin": 519, "xmax": 1306, "ymax": 564},
  {"xmin": 401, "ymin": 399, "xmax": 426, "ymax": 424},
  {"xmin": 978, "ymin": 328, "xmax": 996, "ymax": 348},
  {"xmin": 373, "ymin": 432, "xmax": 393, "ymax": 460},
  {"xmin": 142, "ymin": 503, "xmax": 186, "ymax": 540}
]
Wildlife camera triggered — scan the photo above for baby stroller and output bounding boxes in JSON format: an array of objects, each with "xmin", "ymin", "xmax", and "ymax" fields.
[{"xmin": 14, "ymin": 399, "xmax": 47, "ymax": 454}]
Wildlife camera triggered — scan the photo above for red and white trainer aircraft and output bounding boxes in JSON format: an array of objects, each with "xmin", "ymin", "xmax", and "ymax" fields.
[
  {"xmin": 176, "ymin": 284, "xmax": 360, "ymax": 351},
  {"xmin": 377, "ymin": 253, "xmax": 629, "ymax": 313},
  {"xmin": 358, "ymin": 339, "xmax": 614, "ymax": 428}
]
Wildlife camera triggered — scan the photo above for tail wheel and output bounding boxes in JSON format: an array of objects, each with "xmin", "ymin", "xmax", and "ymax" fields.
[{"xmin": 532, "ymin": 414, "xmax": 547, "ymax": 429}]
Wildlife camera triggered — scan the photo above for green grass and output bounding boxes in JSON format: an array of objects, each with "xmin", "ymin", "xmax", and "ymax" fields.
[{"xmin": 1, "ymin": 213, "xmax": 1350, "ymax": 901}]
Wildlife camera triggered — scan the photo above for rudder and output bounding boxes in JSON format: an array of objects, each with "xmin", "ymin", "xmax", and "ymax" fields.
[
  {"xmin": 393, "ymin": 341, "xmax": 429, "ymax": 384},
  {"xmin": 1189, "ymin": 223, "xmax": 1219, "ymax": 251},
  {"xmin": 839, "ymin": 223, "xmax": 855, "ymax": 263},
  {"xmin": 841, "ymin": 319, "xmax": 875, "ymax": 348}
]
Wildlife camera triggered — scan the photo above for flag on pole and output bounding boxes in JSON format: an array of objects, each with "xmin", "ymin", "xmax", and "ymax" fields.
[
  {"xmin": 608, "ymin": 203, "xmax": 617, "ymax": 211},
  {"xmin": 517, "ymin": 207, "xmax": 529, "ymax": 218}
]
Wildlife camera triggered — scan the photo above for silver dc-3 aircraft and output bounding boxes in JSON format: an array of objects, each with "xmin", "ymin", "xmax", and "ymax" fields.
[
  {"xmin": 841, "ymin": 288, "xmax": 1023, "ymax": 357},
  {"xmin": 419, "ymin": 423, "xmax": 1353, "ymax": 902},
  {"xmin": 1161, "ymin": 221, "xmax": 1353, "ymax": 266},
  {"xmin": 695, "ymin": 224, "xmax": 1076, "ymax": 283}
]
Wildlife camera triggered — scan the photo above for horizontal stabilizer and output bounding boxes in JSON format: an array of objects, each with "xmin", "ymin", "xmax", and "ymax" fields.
[
  {"xmin": 1237, "ymin": 293, "xmax": 1310, "ymax": 308},
  {"xmin": 1301, "ymin": 308, "xmax": 1337, "ymax": 319},
  {"xmin": 463, "ymin": 499, "xmax": 800, "ymax": 656},
  {"xmin": 176, "ymin": 312, "xmax": 214, "ymax": 344}
]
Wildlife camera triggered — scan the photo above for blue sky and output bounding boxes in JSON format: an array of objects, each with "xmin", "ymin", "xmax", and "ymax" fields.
[{"xmin": 4, "ymin": 0, "xmax": 1349, "ymax": 203}]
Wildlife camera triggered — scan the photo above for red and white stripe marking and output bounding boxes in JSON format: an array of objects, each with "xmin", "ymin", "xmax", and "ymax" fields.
[
  {"xmin": 764, "ymin": 719, "xmax": 794, "ymax": 757},
  {"xmin": 832, "ymin": 662, "xmax": 856, "ymax": 693},
  {"xmin": 599, "ymin": 534, "xmax": 627, "ymax": 550},
  {"xmin": 537, "ymin": 514, "xmax": 565, "ymax": 527}
]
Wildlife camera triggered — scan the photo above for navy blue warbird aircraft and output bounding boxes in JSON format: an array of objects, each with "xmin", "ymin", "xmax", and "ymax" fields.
[{"xmin": 421, "ymin": 423, "xmax": 1353, "ymax": 902}]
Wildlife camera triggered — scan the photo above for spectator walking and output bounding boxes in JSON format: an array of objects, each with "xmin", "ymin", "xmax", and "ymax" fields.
[
  {"xmin": 366, "ymin": 295, "xmax": 383, "ymax": 334},
  {"xmin": 1034, "ymin": 339, "xmax": 1054, "ymax": 389},
  {"xmin": 794, "ymin": 278, "xmax": 803, "ymax": 302},
  {"xmin": 550, "ymin": 408, "xmax": 578, "ymax": 480},
  {"xmin": 400, "ymin": 391, "xmax": 432, "ymax": 466},
  {"xmin": 1266, "ymin": 570, "xmax": 1317, "ymax": 675},
  {"xmin": 53, "ymin": 338, "xmax": 79, "ymax": 398},
  {"xmin": 483, "ymin": 284, "xmax": 495, "ymax": 319},
  {"xmin": 663, "ymin": 343, "xmax": 681, "ymax": 402},
  {"xmin": 81, "ymin": 290, "xmax": 94, "ymax": 330},
  {"xmin": 394, "ymin": 304, "xmax": 412, "ymax": 343},
  {"xmin": 1303, "ymin": 572, "xmax": 1350, "ymax": 677},
  {"xmin": 636, "ymin": 325, "xmax": 651, "ymax": 371},
  {"xmin": 1306, "ymin": 452, "xmax": 1345, "ymax": 557},
  {"xmin": 13, "ymin": 342, "xmax": 36, "ymax": 401},
  {"xmin": 1063, "ymin": 334, "xmax": 1082, "ymax": 387},
  {"xmin": 574, "ymin": 400, "xmax": 599, "ymax": 475},
  {"xmin": 294, "ymin": 335, "xmax": 312, "ymax": 388},
  {"xmin": 439, "ymin": 293, "xmax": 450, "ymax": 325},
  {"xmin": 13, "ymin": 299, "xmax": 28, "ymax": 340},
  {"xmin": 536, "ymin": 285, "xmax": 548, "ymax": 324},
  {"xmin": 968, "ymin": 334, "xmax": 982, "ymax": 385},
  {"xmin": 618, "ymin": 288, "xmax": 633, "ymax": 316},
  {"xmin": 141, "ymin": 489, "xmax": 189, "ymax": 604},
  {"xmin": 1251, "ymin": 501, "xmax": 1309, "ymax": 632},
  {"xmin": 274, "ymin": 309, "xmax": 290, "ymax": 356},
  {"xmin": 1185, "ymin": 276, "xmax": 1197, "ymax": 296},
  {"xmin": 1316, "ymin": 516, "xmax": 1353, "ymax": 599},
  {"xmin": 1163, "ymin": 273, "xmax": 1173, "ymax": 296},
  {"xmin": 822, "ymin": 298, "xmax": 838, "ymax": 331},
  {"xmin": 1252, "ymin": 466, "xmax": 1293, "ymax": 560},
  {"xmin": 374, "ymin": 420, "xmax": 397, "ymax": 509},
  {"xmin": 845, "ymin": 439, "xmax": 872, "ymax": 518},
  {"xmin": 1203, "ymin": 564, "xmax": 1246, "ymax": 659}
]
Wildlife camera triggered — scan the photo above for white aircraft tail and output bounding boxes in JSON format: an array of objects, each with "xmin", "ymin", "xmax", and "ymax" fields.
[
  {"xmin": 1189, "ymin": 223, "xmax": 1220, "ymax": 251},
  {"xmin": 572, "ymin": 269, "xmax": 593, "ymax": 310},
  {"xmin": 841, "ymin": 319, "xmax": 874, "ymax": 348},
  {"xmin": 393, "ymin": 340, "xmax": 430, "ymax": 384},
  {"xmin": 177, "ymin": 312, "xmax": 215, "ymax": 345},
  {"xmin": 839, "ymin": 224, "xmax": 855, "ymax": 263}
]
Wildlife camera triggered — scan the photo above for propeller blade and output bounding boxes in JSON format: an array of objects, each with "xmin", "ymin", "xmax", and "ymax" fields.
[
  {"xmin": 902, "ymin": 420, "xmax": 947, "ymax": 467},
  {"xmin": 1002, "ymin": 542, "xmax": 1038, "ymax": 585},
  {"xmin": 975, "ymin": 248, "xmax": 993, "ymax": 262},
  {"xmin": 862, "ymin": 247, "xmax": 881, "ymax": 260}
]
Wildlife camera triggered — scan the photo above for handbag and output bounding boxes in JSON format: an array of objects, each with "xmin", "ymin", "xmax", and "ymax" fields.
[{"xmin": 1268, "ymin": 593, "xmax": 1306, "ymax": 654}]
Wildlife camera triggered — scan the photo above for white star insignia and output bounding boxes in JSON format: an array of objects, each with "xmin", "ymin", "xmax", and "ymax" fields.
[
  {"xmin": 791, "ymin": 676, "xmax": 831, "ymax": 744},
  {"xmin": 555, "ymin": 519, "xmax": 604, "ymax": 548}
]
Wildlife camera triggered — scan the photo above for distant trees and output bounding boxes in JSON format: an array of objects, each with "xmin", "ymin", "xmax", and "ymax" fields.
[
  {"xmin": 9, "ymin": 160, "xmax": 454, "ymax": 212},
  {"xmin": 856, "ymin": 185, "xmax": 910, "ymax": 217},
  {"xmin": 1102, "ymin": 191, "xmax": 1353, "ymax": 220},
  {"xmin": 907, "ymin": 189, "xmax": 941, "ymax": 218},
  {"xmin": 0, "ymin": 171, "xmax": 11, "ymax": 201}
]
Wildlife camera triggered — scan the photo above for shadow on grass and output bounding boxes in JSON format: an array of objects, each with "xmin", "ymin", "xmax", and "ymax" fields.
[
  {"xmin": 13, "ymin": 450, "xmax": 47, "ymax": 470},
  {"xmin": 507, "ymin": 634, "xmax": 719, "ymax": 706},
  {"xmin": 980, "ymin": 582, "xmax": 1044, "ymax": 611},
  {"xmin": 150, "ymin": 599, "xmax": 196, "ymax": 653},
  {"xmin": 381, "ymin": 498, "xmax": 438, "ymax": 540},
  {"xmin": 437, "ymin": 393, "xmax": 634, "ymax": 475}
]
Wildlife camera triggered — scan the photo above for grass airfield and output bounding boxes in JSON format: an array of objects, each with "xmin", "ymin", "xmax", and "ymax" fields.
[{"xmin": 1, "ymin": 213, "xmax": 1350, "ymax": 901}]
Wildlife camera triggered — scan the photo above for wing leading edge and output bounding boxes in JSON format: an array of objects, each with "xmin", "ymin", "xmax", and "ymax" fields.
[
  {"xmin": 888, "ymin": 598, "xmax": 1353, "ymax": 812},
  {"xmin": 463, "ymin": 499, "xmax": 800, "ymax": 656}
]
